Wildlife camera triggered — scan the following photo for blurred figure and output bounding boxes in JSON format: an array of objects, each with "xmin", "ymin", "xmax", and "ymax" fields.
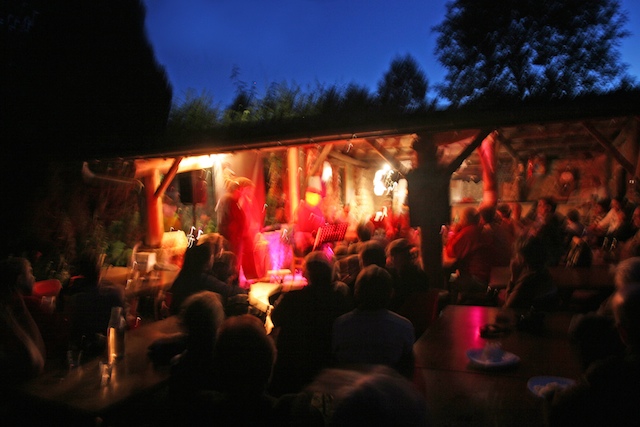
[
  {"xmin": 503, "ymin": 235, "xmax": 557, "ymax": 310},
  {"xmin": 304, "ymin": 366, "xmax": 430, "ymax": 427},
  {"xmin": 446, "ymin": 206, "xmax": 509, "ymax": 304},
  {"xmin": 216, "ymin": 176, "xmax": 255, "ymax": 282},
  {"xmin": 619, "ymin": 206, "xmax": 640, "ymax": 261},
  {"xmin": 169, "ymin": 244, "xmax": 245, "ymax": 316},
  {"xmin": 359, "ymin": 239, "xmax": 387, "ymax": 268},
  {"xmin": 549, "ymin": 262, "xmax": 640, "ymax": 426},
  {"xmin": 332, "ymin": 265, "xmax": 415, "ymax": 379},
  {"xmin": 0, "ymin": 257, "xmax": 46, "ymax": 385},
  {"xmin": 563, "ymin": 209, "xmax": 592, "ymax": 267},
  {"xmin": 348, "ymin": 222, "xmax": 374, "ymax": 255},
  {"xmin": 63, "ymin": 251, "xmax": 125, "ymax": 357},
  {"xmin": 386, "ymin": 238, "xmax": 428, "ymax": 311},
  {"xmin": 294, "ymin": 183, "xmax": 326, "ymax": 256},
  {"xmin": 564, "ymin": 209, "xmax": 586, "ymax": 239},
  {"xmin": 168, "ymin": 291, "xmax": 225, "ymax": 401},
  {"xmin": 198, "ymin": 314, "xmax": 278, "ymax": 426},
  {"xmin": 269, "ymin": 251, "xmax": 352, "ymax": 396},
  {"xmin": 568, "ymin": 257, "xmax": 640, "ymax": 373},
  {"xmin": 526, "ymin": 196, "xmax": 566, "ymax": 266},
  {"xmin": 496, "ymin": 203, "xmax": 517, "ymax": 244},
  {"xmin": 445, "ymin": 206, "xmax": 484, "ymax": 302},
  {"xmin": 589, "ymin": 197, "xmax": 626, "ymax": 243},
  {"xmin": 210, "ymin": 250, "xmax": 240, "ymax": 287}
]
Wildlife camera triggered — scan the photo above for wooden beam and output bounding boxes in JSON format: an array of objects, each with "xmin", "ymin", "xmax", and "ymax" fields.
[
  {"xmin": 445, "ymin": 129, "xmax": 494, "ymax": 175},
  {"xmin": 366, "ymin": 137, "xmax": 410, "ymax": 177},
  {"xmin": 495, "ymin": 133, "xmax": 523, "ymax": 163},
  {"xmin": 327, "ymin": 150, "xmax": 370, "ymax": 168},
  {"xmin": 154, "ymin": 156, "xmax": 183, "ymax": 200},
  {"xmin": 308, "ymin": 143, "xmax": 333, "ymax": 178},
  {"xmin": 582, "ymin": 121, "xmax": 636, "ymax": 177}
]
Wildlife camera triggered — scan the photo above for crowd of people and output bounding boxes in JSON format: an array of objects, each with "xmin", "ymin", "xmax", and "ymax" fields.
[
  {"xmin": 3, "ymin": 189, "xmax": 640, "ymax": 426},
  {"xmin": 443, "ymin": 195, "xmax": 640, "ymax": 309}
]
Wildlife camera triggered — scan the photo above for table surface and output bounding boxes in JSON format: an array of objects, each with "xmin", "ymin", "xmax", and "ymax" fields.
[
  {"xmin": 413, "ymin": 305, "xmax": 583, "ymax": 426},
  {"xmin": 17, "ymin": 316, "xmax": 183, "ymax": 418}
]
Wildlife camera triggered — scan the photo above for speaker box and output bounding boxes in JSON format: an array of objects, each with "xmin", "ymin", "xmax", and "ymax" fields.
[{"xmin": 178, "ymin": 171, "xmax": 207, "ymax": 205}]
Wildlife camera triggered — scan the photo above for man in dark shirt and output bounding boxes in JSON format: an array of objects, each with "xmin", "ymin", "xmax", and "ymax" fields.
[{"xmin": 268, "ymin": 251, "xmax": 352, "ymax": 396}]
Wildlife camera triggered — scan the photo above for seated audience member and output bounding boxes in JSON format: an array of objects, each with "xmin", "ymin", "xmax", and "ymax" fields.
[
  {"xmin": 562, "ymin": 208, "xmax": 590, "ymax": 267},
  {"xmin": 569, "ymin": 257, "xmax": 640, "ymax": 371},
  {"xmin": 333, "ymin": 243, "xmax": 362, "ymax": 292},
  {"xmin": 188, "ymin": 314, "xmax": 278, "ymax": 426},
  {"xmin": 480, "ymin": 205, "xmax": 513, "ymax": 266},
  {"xmin": 63, "ymin": 251, "xmax": 125, "ymax": 357},
  {"xmin": 445, "ymin": 207, "xmax": 494, "ymax": 303},
  {"xmin": 269, "ymin": 251, "xmax": 353, "ymax": 396},
  {"xmin": 503, "ymin": 235, "xmax": 557, "ymax": 310},
  {"xmin": 13, "ymin": 262, "xmax": 69, "ymax": 360},
  {"xmin": 332, "ymin": 265, "xmax": 415, "ymax": 379},
  {"xmin": 169, "ymin": 243, "xmax": 245, "ymax": 316},
  {"xmin": 619, "ymin": 206, "xmax": 640, "ymax": 261},
  {"xmin": 496, "ymin": 203, "xmax": 517, "ymax": 243},
  {"xmin": 335, "ymin": 239, "xmax": 388, "ymax": 292},
  {"xmin": 564, "ymin": 235, "xmax": 593, "ymax": 268},
  {"xmin": 564, "ymin": 209, "xmax": 586, "ymax": 241},
  {"xmin": 360, "ymin": 240, "xmax": 387, "ymax": 268},
  {"xmin": 210, "ymin": 250, "xmax": 248, "ymax": 316},
  {"xmin": 525, "ymin": 196, "xmax": 565, "ymax": 266},
  {"xmin": 386, "ymin": 238, "xmax": 428, "ymax": 311},
  {"xmin": 588, "ymin": 196, "xmax": 627, "ymax": 243},
  {"xmin": 299, "ymin": 366, "xmax": 429, "ymax": 427},
  {"xmin": 348, "ymin": 222, "xmax": 374, "ymax": 255},
  {"xmin": 549, "ymin": 276, "xmax": 640, "ymax": 426},
  {"xmin": 0, "ymin": 257, "xmax": 46, "ymax": 385},
  {"xmin": 168, "ymin": 291, "xmax": 225, "ymax": 400}
]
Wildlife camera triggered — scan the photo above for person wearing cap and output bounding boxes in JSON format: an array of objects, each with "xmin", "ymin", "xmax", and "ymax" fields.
[{"xmin": 386, "ymin": 238, "xmax": 428, "ymax": 311}]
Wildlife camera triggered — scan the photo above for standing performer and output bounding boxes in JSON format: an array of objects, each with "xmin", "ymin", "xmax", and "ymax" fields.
[{"xmin": 216, "ymin": 177, "xmax": 254, "ymax": 286}]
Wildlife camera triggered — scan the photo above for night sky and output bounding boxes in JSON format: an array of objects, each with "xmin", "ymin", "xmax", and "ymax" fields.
[{"xmin": 142, "ymin": 0, "xmax": 640, "ymax": 107}]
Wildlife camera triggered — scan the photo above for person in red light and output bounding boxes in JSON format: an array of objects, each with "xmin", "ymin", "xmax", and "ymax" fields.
[
  {"xmin": 445, "ymin": 205, "xmax": 509, "ymax": 304},
  {"xmin": 293, "ymin": 179, "xmax": 326, "ymax": 255},
  {"xmin": 216, "ymin": 176, "xmax": 254, "ymax": 282}
]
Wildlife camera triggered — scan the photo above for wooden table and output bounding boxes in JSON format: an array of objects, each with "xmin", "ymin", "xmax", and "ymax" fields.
[
  {"xmin": 15, "ymin": 316, "xmax": 183, "ymax": 425},
  {"xmin": 413, "ymin": 305, "xmax": 582, "ymax": 426}
]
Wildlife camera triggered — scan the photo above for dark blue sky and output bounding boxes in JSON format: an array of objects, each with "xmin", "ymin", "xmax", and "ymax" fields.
[{"xmin": 142, "ymin": 0, "xmax": 640, "ymax": 107}]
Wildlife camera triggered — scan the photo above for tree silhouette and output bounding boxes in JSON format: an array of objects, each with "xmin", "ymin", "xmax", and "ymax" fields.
[
  {"xmin": 433, "ymin": 0, "xmax": 633, "ymax": 106},
  {"xmin": 1, "ymin": 0, "xmax": 171, "ymax": 260},
  {"xmin": 2, "ymin": 0, "xmax": 172, "ymax": 159},
  {"xmin": 377, "ymin": 54, "xmax": 429, "ymax": 113}
]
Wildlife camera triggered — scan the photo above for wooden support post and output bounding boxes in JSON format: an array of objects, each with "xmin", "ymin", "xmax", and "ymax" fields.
[
  {"xmin": 145, "ymin": 169, "xmax": 164, "ymax": 247},
  {"xmin": 288, "ymin": 147, "xmax": 299, "ymax": 222}
]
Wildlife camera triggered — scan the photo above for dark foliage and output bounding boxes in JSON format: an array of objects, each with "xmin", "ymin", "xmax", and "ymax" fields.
[
  {"xmin": 2, "ymin": 0, "xmax": 172, "ymax": 161},
  {"xmin": 433, "ymin": 0, "xmax": 634, "ymax": 106}
]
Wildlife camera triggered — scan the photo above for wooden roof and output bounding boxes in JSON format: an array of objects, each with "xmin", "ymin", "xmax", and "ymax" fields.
[{"xmin": 91, "ymin": 90, "xmax": 640, "ymax": 179}]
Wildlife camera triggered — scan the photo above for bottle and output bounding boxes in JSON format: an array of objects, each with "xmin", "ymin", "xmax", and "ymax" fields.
[{"xmin": 107, "ymin": 306, "xmax": 126, "ymax": 364}]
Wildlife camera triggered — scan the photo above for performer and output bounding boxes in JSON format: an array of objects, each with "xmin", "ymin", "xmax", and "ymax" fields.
[
  {"xmin": 216, "ymin": 176, "xmax": 254, "ymax": 285},
  {"xmin": 294, "ymin": 179, "xmax": 326, "ymax": 255}
]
